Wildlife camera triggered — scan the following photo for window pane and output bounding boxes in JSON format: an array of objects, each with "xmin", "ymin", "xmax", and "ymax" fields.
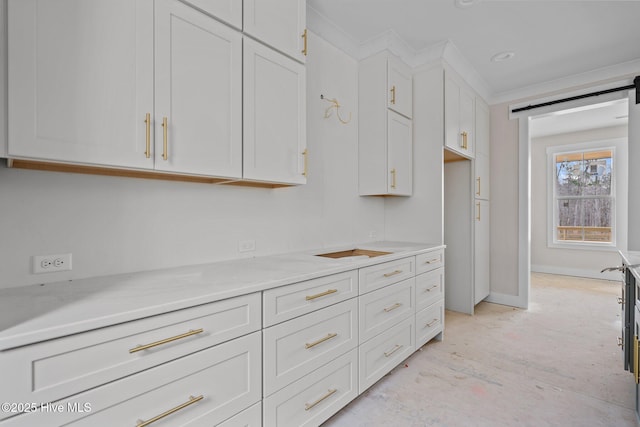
[
  {"xmin": 557, "ymin": 198, "xmax": 583, "ymax": 241},
  {"xmin": 556, "ymin": 198, "xmax": 612, "ymax": 243},
  {"xmin": 584, "ymin": 151, "xmax": 612, "ymax": 196},
  {"xmin": 555, "ymin": 154, "xmax": 583, "ymax": 196}
]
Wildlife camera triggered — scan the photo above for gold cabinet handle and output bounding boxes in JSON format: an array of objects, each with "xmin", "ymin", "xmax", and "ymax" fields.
[
  {"xmin": 384, "ymin": 344, "xmax": 403, "ymax": 358},
  {"xmin": 383, "ymin": 269, "xmax": 402, "ymax": 278},
  {"xmin": 136, "ymin": 395, "xmax": 203, "ymax": 427},
  {"xmin": 390, "ymin": 168, "xmax": 397, "ymax": 189},
  {"xmin": 476, "ymin": 177, "xmax": 481, "ymax": 196},
  {"xmin": 305, "ymin": 333, "xmax": 337, "ymax": 349},
  {"xmin": 129, "ymin": 329, "xmax": 204, "ymax": 353},
  {"xmin": 618, "ymin": 337, "xmax": 623, "ymax": 347},
  {"xmin": 301, "ymin": 29, "xmax": 308, "ymax": 56},
  {"xmin": 425, "ymin": 258, "xmax": 440, "ymax": 264},
  {"xmin": 461, "ymin": 131, "xmax": 468, "ymax": 149},
  {"xmin": 390, "ymin": 85, "xmax": 396, "ymax": 105},
  {"xmin": 476, "ymin": 202, "xmax": 481, "ymax": 221},
  {"xmin": 426, "ymin": 318, "xmax": 439, "ymax": 328},
  {"xmin": 305, "ymin": 389, "xmax": 337, "ymax": 411},
  {"xmin": 306, "ymin": 289, "xmax": 338, "ymax": 301},
  {"xmin": 383, "ymin": 302, "xmax": 402, "ymax": 313},
  {"xmin": 302, "ymin": 149, "xmax": 308, "ymax": 176},
  {"xmin": 618, "ymin": 297, "xmax": 624, "ymax": 304},
  {"xmin": 425, "ymin": 284, "xmax": 438, "ymax": 293},
  {"xmin": 161, "ymin": 117, "xmax": 168, "ymax": 161},
  {"xmin": 144, "ymin": 113, "xmax": 151, "ymax": 159}
]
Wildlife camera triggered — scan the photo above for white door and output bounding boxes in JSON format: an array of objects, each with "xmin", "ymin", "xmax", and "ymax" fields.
[
  {"xmin": 243, "ymin": 38, "xmax": 306, "ymax": 185},
  {"xmin": 459, "ymin": 87, "xmax": 475, "ymax": 157},
  {"xmin": 154, "ymin": 0, "xmax": 242, "ymax": 178},
  {"xmin": 243, "ymin": 0, "xmax": 306, "ymax": 63},
  {"xmin": 475, "ymin": 200, "xmax": 490, "ymax": 304},
  {"xmin": 475, "ymin": 100, "xmax": 490, "ymax": 199},
  {"xmin": 388, "ymin": 60, "xmax": 412, "ymax": 119},
  {"xmin": 444, "ymin": 76, "xmax": 461, "ymax": 154},
  {"xmin": 7, "ymin": 0, "xmax": 154, "ymax": 169},
  {"xmin": 387, "ymin": 111, "xmax": 412, "ymax": 196}
]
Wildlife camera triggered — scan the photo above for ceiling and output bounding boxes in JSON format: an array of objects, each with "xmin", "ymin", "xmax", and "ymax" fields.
[{"xmin": 307, "ymin": 0, "xmax": 640, "ymax": 99}]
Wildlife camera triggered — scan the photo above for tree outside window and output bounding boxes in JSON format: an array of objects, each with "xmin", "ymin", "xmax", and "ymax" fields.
[{"xmin": 554, "ymin": 149, "xmax": 613, "ymax": 243}]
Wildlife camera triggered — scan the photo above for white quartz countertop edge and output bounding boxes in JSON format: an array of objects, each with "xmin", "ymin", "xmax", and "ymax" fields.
[
  {"xmin": 620, "ymin": 250, "xmax": 640, "ymax": 276},
  {"xmin": 0, "ymin": 242, "xmax": 444, "ymax": 351}
]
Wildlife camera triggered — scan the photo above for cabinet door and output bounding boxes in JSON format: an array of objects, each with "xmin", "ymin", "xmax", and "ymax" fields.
[
  {"xmin": 459, "ymin": 87, "xmax": 475, "ymax": 156},
  {"xmin": 474, "ymin": 200, "xmax": 490, "ymax": 304},
  {"xmin": 181, "ymin": 0, "xmax": 242, "ymax": 28},
  {"xmin": 243, "ymin": 0, "xmax": 306, "ymax": 63},
  {"xmin": 155, "ymin": 0, "xmax": 242, "ymax": 178},
  {"xmin": 7, "ymin": 0, "xmax": 154, "ymax": 169},
  {"xmin": 444, "ymin": 74, "xmax": 474, "ymax": 158},
  {"xmin": 475, "ymin": 99, "xmax": 490, "ymax": 199},
  {"xmin": 243, "ymin": 38, "xmax": 306, "ymax": 185},
  {"xmin": 388, "ymin": 59, "xmax": 412, "ymax": 119},
  {"xmin": 387, "ymin": 111, "xmax": 412, "ymax": 196}
]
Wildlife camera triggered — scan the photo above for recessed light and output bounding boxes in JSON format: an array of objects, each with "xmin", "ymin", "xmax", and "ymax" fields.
[
  {"xmin": 455, "ymin": 0, "xmax": 480, "ymax": 9},
  {"xmin": 491, "ymin": 51, "xmax": 515, "ymax": 62}
]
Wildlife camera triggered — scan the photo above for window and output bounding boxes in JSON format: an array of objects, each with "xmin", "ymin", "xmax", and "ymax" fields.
[{"xmin": 549, "ymin": 144, "xmax": 615, "ymax": 246}]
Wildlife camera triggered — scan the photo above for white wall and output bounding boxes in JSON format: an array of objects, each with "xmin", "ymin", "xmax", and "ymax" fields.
[
  {"xmin": 0, "ymin": 32, "xmax": 386, "ymax": 289},
  {"xmin": 531, "ymin": 125, "xmax": 627, "ymax": 279}
]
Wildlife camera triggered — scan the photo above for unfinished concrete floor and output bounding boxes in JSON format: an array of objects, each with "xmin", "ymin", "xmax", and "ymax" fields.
[{"xmin": 323, "ymin": 273, "xmax": 637, "ymax": 426}]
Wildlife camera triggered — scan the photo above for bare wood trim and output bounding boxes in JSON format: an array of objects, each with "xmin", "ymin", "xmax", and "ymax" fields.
[
  {"xmin": 8, "ymin": 159, "xmax": 294, "ymax": 188},
  {"xmin": 315, "ymin": 249, "xmax": 392, "ymax": 259}
]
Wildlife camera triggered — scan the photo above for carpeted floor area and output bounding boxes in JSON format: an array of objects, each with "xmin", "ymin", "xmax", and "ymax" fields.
[{"xmin": 323, "ymin": 273, "xmax": 636, "ymax": 426}]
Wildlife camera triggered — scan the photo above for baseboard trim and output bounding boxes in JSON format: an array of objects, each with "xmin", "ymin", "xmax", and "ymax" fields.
[{"xmin": 531, "ymin": 265, "xmax": 621, "ymax": 282}]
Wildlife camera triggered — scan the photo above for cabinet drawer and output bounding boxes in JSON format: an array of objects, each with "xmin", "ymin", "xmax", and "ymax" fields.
[
  {"xmin": 415, "ymin": 249, "xmax": 444, "ymax": 275},
  {"xmin": 264, "ymin": 349, "xmax": 358, "ymax": 427},
  {"xmin": 416, "ymin": 300, "xmax": 444, "ymax": 349},
  {"xmin": 218, "ymin": 402, "xmax": 261, "ymax": 427},
  {"xmin": 4, "ymin": 332, "xmax": 262, "ymax": 427},
  {"xmin": 1, "ymin": 293, "xmax": 261, "ymax": 408},
  {"xmin": 263, "ymin": 298, "xmax": 358, "ymax": 396},
  {"xmin": 263, "ymin": 271, "xmax": 358, "ymax": 327},
  {"xmin": 359, "ymin": 256, "xmax": 415, "ymax": 294},
  {"xmin": 358, "ymin": 316, "xmax": 414, "ymax": 394},
  {"xmin": 359, "ymin": 277, "xmax": 414, "ymax": 343},
  {"xmin": 415, "ymin": 268, "xmax": 444, "ymax": 311}
]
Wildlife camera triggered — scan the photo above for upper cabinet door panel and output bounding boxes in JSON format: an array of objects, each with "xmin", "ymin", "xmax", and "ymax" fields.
[
  {"xmin": 7, "ymin": 0, "xmax": 154, "ymax": 169},
  {"xmin": 243, "ymin": 38, "xmax": 306, "ymax": 185},
  {"xmin": 181, "ymin": 0, "xmax": 242, "ymax": 28},
  {"xmin": 243, "ymin": 0, "xmax": 306, "ymax": 63},
  {"xmin": 388, "ymin": 60, "xmax": 412, "ymax": 119},
  {"xmin": 154, "ymin": 0, "xmax": 242, "ymax": 178},
  {"xmin": 387, "ymin": 111, "xmax": 412, "ymax": 196}
]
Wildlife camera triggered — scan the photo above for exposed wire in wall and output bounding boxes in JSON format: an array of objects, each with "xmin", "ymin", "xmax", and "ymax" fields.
[{"xmin": 320, "ymin": 94, "xmax": 352, "ymax": 124}]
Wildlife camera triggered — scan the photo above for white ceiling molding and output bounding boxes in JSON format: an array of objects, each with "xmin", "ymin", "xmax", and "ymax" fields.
[
  {"xmin": 440, "ymin": 42, "xmax": 492, "ymax": 103},
  {"xmin": 306, "ymin": 6, "xmax": 361, "ymax": 58}
]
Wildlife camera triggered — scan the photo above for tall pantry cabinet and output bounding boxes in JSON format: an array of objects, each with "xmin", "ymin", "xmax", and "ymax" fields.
[
  {"xmin": 6, "ymin": 0, "xmax": 307, "ymax": 186},
  {"xmin": 474, "ymin": 99, "xmax": 491, "ymax": 304}
]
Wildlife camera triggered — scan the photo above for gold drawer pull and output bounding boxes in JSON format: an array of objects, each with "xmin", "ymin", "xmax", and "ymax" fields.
[
  {"xmin": 136, "ymin": 395, "xmax": 203, "ymax": 427},
  {"xmin": 390, "ymin": 168, "xmax": 397, "ymax": 189},
  {"xmin": 425, "ymin": 284, "xmax": 438, "ymax": 292},
  {"xmin": 425, "ymin": 258, "xmax": 440, "ymax": 264},
  {"xmin": 390, "ymin": 85, "xmax": 396, "ymax": 105},
  {"xmin": 144, "ymin": 113, "xmax": 151, "ymax": 158},
  {"xmin": 426, "ymin": 318, "xmax": 439, "ymax": 328},
  {"xmin": 618, "ymin": 337, "xmax": 623, "ymax": 347},
  {"xmin": 461, "ymin": 131, "xmax": 468, "ymax": 149},
  {"xmin": 161, "ymin": 117, "xmax": 169, "ymax": 161},
  {"xmin": 305, "ymin": 388, "xmax": 337, "ymax": 411},
  {"xmin": 302, "ymin": 148, "xmax": 308, "ymax": 177},
  {"xmin": 129, "ymin": 329, "xmax": 204, "ymax": 353},
  {"xmin": 305, "ymin": 333, "xmax": 338, "ymax": 349},
  {"xmin": 301, "ymin": 29, "xmax": 308, "ymax": 56},
  {"xmin": 383, "ymin": 269, "xmax": 402, "ymax": 278},
  {"xmin": 384, "ymin": 344, "xmax": 403, "ymax": 358},
  {"xmin": 618, "ymin": 297, "xmax": 623, "ymax": 304},
  {"xmin": 383, "ymin": 302, "xmax": 402, "ymax": 313},
  {"xmin": 306, "ymin": 289, "xmax": 338, "ymax": 301}
]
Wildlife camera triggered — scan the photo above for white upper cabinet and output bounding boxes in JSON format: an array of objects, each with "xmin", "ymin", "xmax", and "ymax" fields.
[
  {"xmin": 388, "ymin": 60, "xmax": 413, "ymax": 119},
  {"xmin": 181, "ymin": 0, "xmax": 242, "ymax": 28},
  {"xmin": 243, "ymin": 38, "xmax": 306, "ymax": 185},
  {"xmin": 359, "ymin": 51, "xmax": 413, "ymax": 196},
  {"xmin": 243, "ymin": 0, "xmax": 307, "ymax": 63},
  {"xmin": 155, "ymin": 0, "xmax": 242, "ymax": 178},
  {"xmin": 444, "ymin": 71, "xmax": 475, "ymax": 158},
  {"xmin": 7, "ymin": 0, "xmax": 154, "ymax": 169},
  {"xmin": 387, "ymin": 111, "xmax": 413, "ymax": 196}
]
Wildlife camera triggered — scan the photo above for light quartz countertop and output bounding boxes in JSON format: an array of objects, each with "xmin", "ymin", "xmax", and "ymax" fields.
[
  {"xmin": 0, "ymin": 241, "xmax": 443, "ymax": 351},
  {"xmin": 619, "ymin": 250, "xmax": 640, "ymax": 277}
]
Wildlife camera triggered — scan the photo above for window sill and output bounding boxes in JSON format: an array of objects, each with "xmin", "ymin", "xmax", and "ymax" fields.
[{"xmin": 547, "ymin": 241, "xmax": 618, "ymax": 252}]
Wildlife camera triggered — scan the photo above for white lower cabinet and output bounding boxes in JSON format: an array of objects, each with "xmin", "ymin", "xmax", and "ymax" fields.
[
  {"xmin": 218, "ymin": 402, "xmax": 262, "ymax": 427},
  {"xmin": 358, "ymin": 316, "xmax": 415, "ymax": 393},
  {"xmin": 416, "ymin": 299, "xmax": 444, "ymax": 348},
  {"xmin": 263, "ymin": 349, "xmax": 358, "ymax": 427},
  {"xmin": 263, "ymin": 298, "xmax": 358, "ymax": 396},
  {"xmin": 359, "ymin": 277, "xmax": 415, "ymax": 343}
]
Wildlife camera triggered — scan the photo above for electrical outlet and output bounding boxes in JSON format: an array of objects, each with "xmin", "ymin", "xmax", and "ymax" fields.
[
  {"xmin": 369, "ymin": 230, "xmax": 378, "ymax": 239},
  {"xmin": 33, "ymin": 253, "xmax": 72, "ymax": 274},
  {"xmin": 238, "ymin": 240, "xmax": 256, "ymax": 253}
]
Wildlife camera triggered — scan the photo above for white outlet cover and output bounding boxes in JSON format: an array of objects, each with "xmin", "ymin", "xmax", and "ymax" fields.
[{"xmin": 33, "ymin": 253, "xmax": 73, "ymax": 274}]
